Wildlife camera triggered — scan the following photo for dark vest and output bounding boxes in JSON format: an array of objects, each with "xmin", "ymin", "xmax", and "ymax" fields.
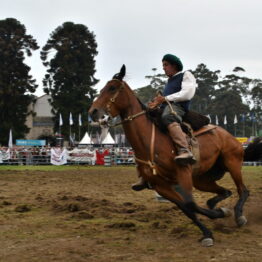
[{"xmin": 163, "ymin": 72, "xmax": 190, "ymax": 111}]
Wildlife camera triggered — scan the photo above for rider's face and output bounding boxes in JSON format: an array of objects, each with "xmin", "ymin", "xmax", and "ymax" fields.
[{"xmin": 162, "ymin": 61, "xmax": 178, "ymax": 77}]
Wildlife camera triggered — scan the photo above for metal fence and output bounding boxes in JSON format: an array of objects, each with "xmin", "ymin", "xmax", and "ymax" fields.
[{"xmin": 0, "ymin": 147, "xmax": 135, "ymax": 166}]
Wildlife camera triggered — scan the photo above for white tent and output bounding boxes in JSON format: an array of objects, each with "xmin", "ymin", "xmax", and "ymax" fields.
[
  {"xmin": 79, "ymin": 132, "xmax": 93, "ymax": 144},
  {"xmin": 102, "ymin": 132, "xmax": 115, "ymax": 144}
]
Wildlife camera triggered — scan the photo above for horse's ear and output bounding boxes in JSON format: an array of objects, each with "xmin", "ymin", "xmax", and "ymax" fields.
[
  {"xmin": 119, "ymin": 64, "xmax": 126, "ymax": 79},
  {"xmin": 112, "ymin": 64, "xmax": 126, "ymax": 81}
]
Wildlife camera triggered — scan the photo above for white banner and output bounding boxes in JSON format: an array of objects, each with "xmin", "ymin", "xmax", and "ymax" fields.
[
  {"xmin": 50, "ymin": 147, "xmax": 68, "ymax": 165},
  {"xmin": 67, "ymin": 148, "xmax": 96, "ymax": 164},
  {"xmin": 0, "ymin": 148, "xmax": 11, "ymax": 163}
]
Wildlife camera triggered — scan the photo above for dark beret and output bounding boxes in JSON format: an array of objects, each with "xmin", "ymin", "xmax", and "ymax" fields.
[{"xmin": 162, "ymin": 54, "xmax": 183, "ymax": 71}]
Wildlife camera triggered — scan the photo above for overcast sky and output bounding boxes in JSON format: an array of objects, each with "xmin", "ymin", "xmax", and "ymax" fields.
[{"xmin": 1, "ymin": 0, "xmax": 262, "ymax": 96}]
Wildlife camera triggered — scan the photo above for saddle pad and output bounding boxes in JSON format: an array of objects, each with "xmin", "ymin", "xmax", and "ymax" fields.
[{"xmin": 191, "ymin": 125, "xmax": 217, "ymax": 175}]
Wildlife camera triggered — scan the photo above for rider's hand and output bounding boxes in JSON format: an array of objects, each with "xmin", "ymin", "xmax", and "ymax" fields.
[{"xmin": 147, "ymin": 95, "xmax": 166, "ymax": 109}]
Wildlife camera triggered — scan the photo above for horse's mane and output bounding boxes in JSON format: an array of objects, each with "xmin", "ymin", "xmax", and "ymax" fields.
[{"xmin": 134, "ymin": 92, "xmax": 168, "ymax": 132}]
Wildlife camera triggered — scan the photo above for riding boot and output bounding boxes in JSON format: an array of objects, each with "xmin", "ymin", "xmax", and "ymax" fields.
[
  {"xmin": 167, "ymin": 122, "xmax": 196, "ymax": 166},
  {"xmin": 131, "ymin": 175, "xmax": 148, "ymax": 191}
]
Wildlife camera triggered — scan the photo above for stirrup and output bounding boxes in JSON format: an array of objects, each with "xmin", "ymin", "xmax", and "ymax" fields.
[{"xmin": 175, "ymin": 153, "xmax": 196, "ymax": 166}]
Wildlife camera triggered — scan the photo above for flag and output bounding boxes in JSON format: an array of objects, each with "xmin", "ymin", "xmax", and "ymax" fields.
[
  {"xmin": 121, "ymin": 134, "xmax": 126, "ymax": 144},
  {"xmin": 224, "ymin": 115, "xmax": 227, "ymax": 125},
  {"xmin": 79, "ymin": 114, "xmax": 82, "ymax": 126},
  {"xmin": 234, "ymin": 115, "xmax": 238, "ymax": 124},
  {"xmin": 250, "ymin": 112, "xmax": 255, "ymax": 122},
  {"xmin": 8, "ymin": 129, "xmax": 13, "ymax": 148},
  {"xmin": 215, "ymin": 115, "xmax": 219, "ymax": 125},
  {"xmin": 115, "ymin": 134, "xmax": 120, "ymax": 145},
  {"xmin": 69, "ymin": 134, "xmax": 75, "ymax": 146},
  {"xmin": 100, "ymin": 127, "xmax": 109, "ymax": 142},
  {"xmin": 69, "ymin": 112, "xmax": 73, "ymax": 126},
  {"xmin": 59, "ymin": 113, "xmax": 63, "ymax": 126},
  {"xmin": 208, "ymin": 114, "xmax": 211, "ymax": 123},
  {"xmin": 88, "ymin": 115, "xmax": 92, "ymax": 123},
  {"xmin": 96, "ymin": 132, "xmax": 101, "ymax": 144}
]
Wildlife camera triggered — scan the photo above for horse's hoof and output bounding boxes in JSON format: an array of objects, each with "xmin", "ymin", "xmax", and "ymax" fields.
[
  {"xmin": 220, "ymin": 207, "xmax": 232, "ymax": 217},
  {"xmin": 201, "ymin": 238, "xmax": 214, "ymax": 247},
  {"xmin": 237, "ymin": 216, "xmax": 247, "ymax": 227}
]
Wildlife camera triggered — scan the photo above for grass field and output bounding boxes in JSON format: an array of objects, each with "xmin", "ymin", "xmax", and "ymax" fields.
[{"xmin": 0, "ymin": 166, "xmax": 261, "ymax": 262}]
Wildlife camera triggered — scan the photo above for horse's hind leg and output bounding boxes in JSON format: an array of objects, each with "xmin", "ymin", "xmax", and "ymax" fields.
[{"xmin": 193, "ymin": 175, "xmax": 232, "ymax": 209}]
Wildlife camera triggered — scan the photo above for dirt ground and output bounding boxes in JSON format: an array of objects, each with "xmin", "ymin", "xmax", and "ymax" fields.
[{"xmin": 0, "ymin": 166, "xmax": 261, "ymax": 262}]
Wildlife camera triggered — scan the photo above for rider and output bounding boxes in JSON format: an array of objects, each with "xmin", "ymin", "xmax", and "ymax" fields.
[{"xmin": 132, "ymin": 53, "xmax": 197, "ymax": 191}]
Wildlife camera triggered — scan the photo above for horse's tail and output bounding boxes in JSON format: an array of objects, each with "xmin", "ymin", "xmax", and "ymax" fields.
[{"xmin": 244, "ymin": 137, "xmax": 262, "ymax": 161}]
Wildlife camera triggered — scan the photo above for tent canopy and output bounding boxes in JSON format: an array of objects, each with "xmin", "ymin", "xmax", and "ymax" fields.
[
  {"xmin": 102, "ymin": 132, "xmax": 115, "ymax": 144},
  {"xmin": 79, "ymin": 132, "xmax": 93, "ymax": 144}
]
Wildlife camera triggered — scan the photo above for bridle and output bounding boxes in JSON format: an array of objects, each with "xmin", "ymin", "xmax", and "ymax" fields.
[
  {"xmin": 103, "ymin": 79, "xmax": 146, "ymax": 127},
  {"xmin": 97, "ymin": 79, "xmax": 159, "ymax": 176},
  {"xmin": 105, "ymin": 79, "xmax": 125, "ymax": 115}
]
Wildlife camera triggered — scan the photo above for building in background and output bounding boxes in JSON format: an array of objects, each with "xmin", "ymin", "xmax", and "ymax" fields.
[{"xmin": 25, "ymin": 94, "xmax": 54, "ymax": 139}]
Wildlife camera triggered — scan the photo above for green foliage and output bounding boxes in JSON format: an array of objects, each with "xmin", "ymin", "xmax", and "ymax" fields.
[
  {"xmin": 40, "ymin": 22, "xmax": 98, "ymax": 138},
  {"xmin": 191, "ymin": 64, "xmax": 220, "ymax": 114},
  {"xmin": 251, "ymin": 79, "xmax": 262, "ymax": 112},
  {"xmin": 135, "ymin": 68, "xmax": 167, "ymax": 103},
  {"xmin": 145, "ymin": 68, "xmax": 167, "ymax": 89},
  {"xmin": 0, "ymin": 18, "xmax": 39, "ymax": 145},
  {"xmin": 135, "ymin": 85, "xmax": 158, "ymax": 104}
]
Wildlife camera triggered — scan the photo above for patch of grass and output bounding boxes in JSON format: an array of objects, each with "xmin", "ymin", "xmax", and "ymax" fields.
[
  {"xmin": 0, "ymin": 164, "xmax": 260, "ymax": 173},
  {"xmin": 243, "ymin": 166, "xmax": 262, "ymax": 173}
]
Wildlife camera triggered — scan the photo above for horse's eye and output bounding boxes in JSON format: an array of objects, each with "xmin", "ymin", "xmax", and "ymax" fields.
[{"xmin": 109, "ymin": 86, "xmax": 117, "ymax": 92}]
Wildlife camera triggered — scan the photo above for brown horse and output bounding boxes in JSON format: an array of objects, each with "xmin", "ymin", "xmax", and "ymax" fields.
[{"xmin": 89, "ymin": 65, "xmax": 251, "ymax": 246}]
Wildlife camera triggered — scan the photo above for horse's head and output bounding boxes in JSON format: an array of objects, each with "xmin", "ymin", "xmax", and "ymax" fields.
[{"xmin": 89, "ymin": 65, "xmax": 129, "ymax": 124}]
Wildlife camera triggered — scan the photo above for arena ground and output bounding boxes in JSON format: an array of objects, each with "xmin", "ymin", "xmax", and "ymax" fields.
[{"xmin": 0, "ymin": 166, "xmax": 261, "ymax": 262}]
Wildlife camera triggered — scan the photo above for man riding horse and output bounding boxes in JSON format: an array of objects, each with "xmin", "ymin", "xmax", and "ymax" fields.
[{"xmin": 132, "ymin": 54, "xmax": 197, "ymax": 191}]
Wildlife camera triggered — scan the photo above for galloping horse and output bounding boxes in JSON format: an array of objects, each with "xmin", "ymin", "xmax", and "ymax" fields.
[{"xmin": 89, "ymin": 65, "xmax": 251, "ymax": 246}]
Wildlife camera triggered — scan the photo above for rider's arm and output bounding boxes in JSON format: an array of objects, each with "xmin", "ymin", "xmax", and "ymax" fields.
[{"xmin": 165, "ymin": 71, "xmax": 197, "ymax": 102}]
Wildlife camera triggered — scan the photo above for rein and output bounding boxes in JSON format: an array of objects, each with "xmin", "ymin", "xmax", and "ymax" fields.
[
  {"xmin": 108, "ymin": 110, "xmax": 147, "ymax": 127},
  {"xmin": 135, "ymin": 123, "xmax": 158, "ymax": 175},
  {"xmin": 105, "ymin": 79, "xmax": 147, "ymax": 127}
]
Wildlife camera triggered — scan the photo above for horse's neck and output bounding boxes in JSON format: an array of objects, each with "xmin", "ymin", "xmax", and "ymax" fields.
[{"xmin": 120, "ymin": 92, "xmax": 153, "ymax": 158}]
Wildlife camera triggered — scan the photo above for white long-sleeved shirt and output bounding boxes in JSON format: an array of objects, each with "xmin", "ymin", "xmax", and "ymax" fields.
[{"xmin": 165, "ymin": 71, "xmax": 197, "ymax": 102}]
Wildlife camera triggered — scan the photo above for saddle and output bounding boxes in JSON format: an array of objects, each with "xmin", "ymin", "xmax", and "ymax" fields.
[
  {"xmin": 182, "ymin": 110, "xmax": 210, "ymax": 132},
  {"xmin": 147, "ymin": 108, "xmax": 210, "ymax": 134},
  {"xmin": 147, "ymin": 109, "xmax": 216, "ymax": 173}
]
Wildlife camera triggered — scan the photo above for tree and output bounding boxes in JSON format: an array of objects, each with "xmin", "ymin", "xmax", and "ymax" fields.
[
  {"xmin": 145, "ymin": 68, "xmax": 167, "ymax": 90},
  {"xmin": 208, "ymin": 89, "xmax": 249, "ymax": 135},
  {"xmin": 135, "ymin": 85, "xmax": 158, "ymax": 104},
  {"xmin": 191, "ymin": 64, "xmax": 220, "ymax": 114},
  {"xmin": 250, "ymin": 79, "xmax": 262, "ymax": 136},
  {"xmin": 0, "ymin": 18, "xmax": 39, "ymax": 145},
  {"xmin": 250, "ymin": 79, "xmax": 262, "ymax": 113},
  {"xmin": 135, "ymin": 68, "xmax": 167, "ymax": 103},
  {"xmin": 40, "ymin": 22, "xmax": 98, "ymax": 139}
]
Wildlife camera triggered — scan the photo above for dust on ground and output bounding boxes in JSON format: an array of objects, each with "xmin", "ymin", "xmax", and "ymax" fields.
[{"xmin": 0, "ymin": 166, "xmax": 261, "ymax": 262}]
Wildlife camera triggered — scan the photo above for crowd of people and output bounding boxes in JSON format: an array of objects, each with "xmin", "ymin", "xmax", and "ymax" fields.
[{"xmin": 0, "ymin": 146, "xmax": 135, "ymax": 166}]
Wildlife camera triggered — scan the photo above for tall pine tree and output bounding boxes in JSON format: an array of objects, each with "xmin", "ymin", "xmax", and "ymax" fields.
[
  {"xmin": 0, "ymin": 18, "xmax": 39, "ymax": 145},
  {"xmin": 40, "ymin": 22, "xmax": 98, "ymax": 139},
  {"xmin": 191, "ymin": 63, "xmax": 220, "ymax": 114}
]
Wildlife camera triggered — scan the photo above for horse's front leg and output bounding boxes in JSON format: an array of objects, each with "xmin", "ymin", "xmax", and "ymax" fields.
[
  {"xmin": 154, "ymin": 169, "xmax": 214, "ymax": 247},
  {"xmin": 174, "ymin": 166, "xmax": 230, "ymax": 219}
]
